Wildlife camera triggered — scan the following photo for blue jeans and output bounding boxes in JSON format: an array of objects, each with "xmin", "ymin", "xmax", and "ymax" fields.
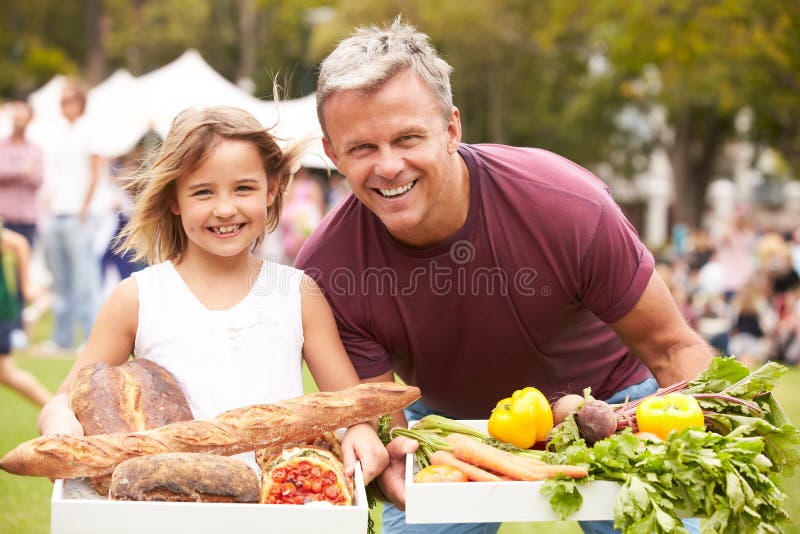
[
  {"xmin": 42, "ymin": 215, "xmax": 102, "ymax": 348},
  {"xmin": 383, "ymin": 377, "xmax": 699, "ymax": 534}
]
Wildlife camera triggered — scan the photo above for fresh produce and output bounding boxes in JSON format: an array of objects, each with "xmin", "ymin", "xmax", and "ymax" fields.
[
  {"xmin": 635, "ymin": 392, "xmax": 705, "ymax": 440},
  {"xmin": 488, "ymin": 386, "xmax": 553, "ymax": 448},
  {"xmin": 575, "ymin": 399, "xmax": 618, "ymax": 444},
  {"xmin": 544, "ymin": 357, "xmax": 799, "ymax": 533},
  {"xmin": 390, "ymin": 415, "xmax": 586, "ymax": 482},
  {"xmin": 413, "ymin": 464, "xmax": 468, "ymax": 483},
  {"xmin": 552, "ymin": 393, "xmax": 585, "ymax": 426},
  {"xmin": 429, "ymin": 451, "xmax": 502, "ymax": 482}
]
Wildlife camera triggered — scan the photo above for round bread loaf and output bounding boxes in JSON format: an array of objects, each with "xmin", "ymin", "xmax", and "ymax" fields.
[
  {"xmin": 70, "ymin": 358, "xmax": 194, "ymax": 495},
  {"xmin": 109, "ymin": 452, "xmax": 259, "ymax": 503}
]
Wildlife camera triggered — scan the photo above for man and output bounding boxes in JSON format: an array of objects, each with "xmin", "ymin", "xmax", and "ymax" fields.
[
  {"xmin": 40, "ymin": 80, "xmax": 104, "ymax": 351},
  {"xmin": 296, "ymin": 20, "xmax": 712, "ymax": 534},
  {"xmin": 0, "ymin": 100, "xmax": 44, "ymax": 345}
]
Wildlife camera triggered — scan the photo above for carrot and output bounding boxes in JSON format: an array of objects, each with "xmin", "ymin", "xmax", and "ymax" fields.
[
  {"xmin": 444, "ymin": 434, "xmax": 588, "ymax": 481},
  {"xmin": 429, "ymin": 451, "xmax": 503, "ymax": 482}
]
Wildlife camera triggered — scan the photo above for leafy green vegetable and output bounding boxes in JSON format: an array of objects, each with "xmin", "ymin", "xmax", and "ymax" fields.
[{"xmin": 544, "ymin": 357, "xmax": 798, "ymax": 533}]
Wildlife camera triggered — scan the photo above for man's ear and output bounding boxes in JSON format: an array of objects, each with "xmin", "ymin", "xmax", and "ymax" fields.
[
  {"xmin": 446, "ymin": 106, "xmax": 462, "ymax": 155},
  {"xmin": 322, "ymin": 136, "xmax": 339, "ymax": 169}
]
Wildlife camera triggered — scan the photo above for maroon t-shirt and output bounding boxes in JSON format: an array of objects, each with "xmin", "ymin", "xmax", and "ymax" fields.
[{"xmin": 296, "ymin": 144, "xmax": 653, "ymax": 418}]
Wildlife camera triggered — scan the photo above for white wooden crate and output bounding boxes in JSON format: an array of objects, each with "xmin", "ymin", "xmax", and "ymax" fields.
[
  {"xmin": 404, "ymin": 420, "xmax": 621, "ymax": 524},
  {"xmin": 52, "ymin": 462, "xmax": 368, "ymax": 534}
]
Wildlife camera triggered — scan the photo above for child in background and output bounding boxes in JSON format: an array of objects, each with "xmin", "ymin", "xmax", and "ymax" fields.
[
  {"xmin": 0, "ymin": 225, "xmax": 52, "ymax": 406},
  {"xmin": 728, "ymin": 280, "xmax": 775, "ymax": 368},
  {"xmin": 37, "ymin": 106, "xmax": 388, "ymax": 483}
]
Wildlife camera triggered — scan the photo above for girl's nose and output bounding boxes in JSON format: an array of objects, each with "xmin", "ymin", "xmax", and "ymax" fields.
[{"xmin": 213, "ymin": 199, "xmax": 237, "ymax": 218}]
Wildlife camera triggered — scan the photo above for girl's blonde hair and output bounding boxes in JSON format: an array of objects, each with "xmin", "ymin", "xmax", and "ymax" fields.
[{"xmin": 118, "ymin": 106, "xmax": 307, "ymax": 264}]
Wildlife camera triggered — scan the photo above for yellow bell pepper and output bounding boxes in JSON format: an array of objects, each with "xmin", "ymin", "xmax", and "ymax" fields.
[
  {"xmin": 488, "ymin": 386, "xmax": 554, "ymax": 448},
  {"xmin": 635, "ymin": 393, "xmax": 705, "ymax": 440}
]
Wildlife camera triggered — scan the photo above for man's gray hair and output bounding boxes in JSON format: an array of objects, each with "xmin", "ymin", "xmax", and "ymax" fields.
[{"xmin": 316, "ymin": 17, "xmax": 454, "ymax": 135}]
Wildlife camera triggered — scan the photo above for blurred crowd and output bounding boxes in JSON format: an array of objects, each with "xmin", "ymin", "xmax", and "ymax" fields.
[{"xmin": 657, "ymin": 210, "xmax": 800, "ymax": 369}]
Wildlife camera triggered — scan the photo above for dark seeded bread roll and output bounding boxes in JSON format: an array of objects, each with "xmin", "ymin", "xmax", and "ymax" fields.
[{"xmin": 109, "ymin": 452, "xmax": 259, "ymax": 503}]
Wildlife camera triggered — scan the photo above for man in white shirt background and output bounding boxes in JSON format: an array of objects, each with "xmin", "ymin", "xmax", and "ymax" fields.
[{"xmin": 39, "ymin": 79, "xmax": 104, "ymax": 351}]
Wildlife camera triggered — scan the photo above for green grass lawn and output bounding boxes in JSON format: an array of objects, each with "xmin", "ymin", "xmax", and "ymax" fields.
[{"xmin": 2, "ymin": 348, "xmax": 800, "ymax": 533}]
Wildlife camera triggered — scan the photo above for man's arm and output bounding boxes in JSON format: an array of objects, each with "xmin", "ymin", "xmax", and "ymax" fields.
[{"xmin": 610, "ymin": 270, "xmax": 714, "ymax": 386}]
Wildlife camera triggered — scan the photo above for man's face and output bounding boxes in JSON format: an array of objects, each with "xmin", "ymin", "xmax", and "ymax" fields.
[
  {"xmin": 60, "ymin": 89, "xmax": 84, "ymax": 122},
  {"xmin": 321, "ymin": 70, "xmax": 464, "ymax": 248}
]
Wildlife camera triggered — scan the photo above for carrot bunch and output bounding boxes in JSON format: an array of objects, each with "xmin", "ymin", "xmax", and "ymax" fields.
[{"xmin": 392, "ymin": 415, "xmax": 587, "ymax": 482}]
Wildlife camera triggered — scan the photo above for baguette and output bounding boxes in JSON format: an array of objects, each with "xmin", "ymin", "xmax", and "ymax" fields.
[{"xmin": 0, "ymin": 382, "xmax": 419, "ymax": 479}]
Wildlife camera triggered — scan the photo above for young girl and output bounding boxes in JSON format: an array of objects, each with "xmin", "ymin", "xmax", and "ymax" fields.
[
  {"xmin": 37, "ymin": 106, "xmax": 388, "ymax": 483},
  {"xmin": 0, "ymin": 224, "xmax": 52, "ymax": 406}
]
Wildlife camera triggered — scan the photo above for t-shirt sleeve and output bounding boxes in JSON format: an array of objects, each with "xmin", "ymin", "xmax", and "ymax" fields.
[
  {"xmin": 337, "ymin": 325, "xmax": 394, "ymax": 379},
  {"xmin": 578, "ymin": 192, "xmax": 655, "ymax": 323}
]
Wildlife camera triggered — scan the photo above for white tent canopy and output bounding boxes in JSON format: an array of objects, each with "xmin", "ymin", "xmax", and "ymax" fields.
[{"xmin": 2, "ymin": 50, "xmax": 330, "ymax": 167}]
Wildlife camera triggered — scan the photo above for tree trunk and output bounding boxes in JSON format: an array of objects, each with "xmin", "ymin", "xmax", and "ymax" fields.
[
  {"xmin": 667, "ymin": 111, "xmax": 727, "ymax": 228},
  {"xmin": 85, "ymin": 0, "xmax": 107, "ymax": 85},
  {"xmin": 237, "ymin": 0, "xmax": 256, "ymax": 93}
]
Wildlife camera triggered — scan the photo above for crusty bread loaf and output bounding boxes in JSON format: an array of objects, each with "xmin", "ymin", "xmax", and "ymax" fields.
[
  {"xmin": 70, "ymin": 358, "xmax": 193, "ymax": 495},
  {"xmin": 0, "ymin": 382, "xmax": 419, "ymax": 479},
  {"xmin": 109, "ymin": 452, "xmax": 259, "ymax": 503},
  {"xmin": 70, "ymin": 358, "xmax": 193, "ymax": 435}
]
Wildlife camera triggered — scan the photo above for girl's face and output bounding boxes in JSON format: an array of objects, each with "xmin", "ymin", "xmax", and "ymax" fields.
[{"xmin": 171, "ymin": 138, "xmax": 275, "ymax": 261}]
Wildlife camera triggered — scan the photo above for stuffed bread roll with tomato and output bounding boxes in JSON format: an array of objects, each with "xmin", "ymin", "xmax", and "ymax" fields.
[{"xmin": 259, "ymin": 445, "xmax": 354, "ymax": 505}]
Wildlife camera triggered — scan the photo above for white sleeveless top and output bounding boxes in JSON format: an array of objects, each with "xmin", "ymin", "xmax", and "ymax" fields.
[{"xmin": 132, "ymin": 260, "xmax": 305, "ymax": 422}]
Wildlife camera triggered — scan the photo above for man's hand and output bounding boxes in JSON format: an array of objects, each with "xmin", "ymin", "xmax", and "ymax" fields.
[{"xmin": 376, "ymin": 436, "xmax": 418, "ymax": 511}]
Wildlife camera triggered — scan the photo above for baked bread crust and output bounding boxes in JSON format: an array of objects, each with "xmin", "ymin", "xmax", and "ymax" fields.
[
  {"xmin": 1, "ymin": 382, "xmax": 420, "ymax": 479},
  {"xmin": 109, "ymin": 452, "xmax": 259, "ymax": 503},
  {"xmin": 69, "ymin": 359, "xmax": 193, "ymax": 495},
  {"xmin": 70, "ymin": 358, "xmax": 193, "ymax": 435}
]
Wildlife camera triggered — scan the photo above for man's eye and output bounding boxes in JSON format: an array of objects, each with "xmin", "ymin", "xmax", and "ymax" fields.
[{"xmin": 349, "ymin": 144, "xmax": 371, "ymax": 153}]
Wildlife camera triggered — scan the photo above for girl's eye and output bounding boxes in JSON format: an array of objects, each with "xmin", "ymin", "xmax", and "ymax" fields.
[
  {"xmin": 236, "ymin": 185, "xmax": 254, "ymax": 192},
  {"xmin": 192, "ymin": 189, "xmax": 212, "ymax": 197}
]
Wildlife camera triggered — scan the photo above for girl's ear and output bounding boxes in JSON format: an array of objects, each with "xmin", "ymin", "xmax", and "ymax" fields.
[
  {"xmin": 170, "ymin": 198, "xmax": 180, "ymax": 216},
  {"xmin": 266, "ymin": 178, "xmax": 280, "ymax": 207}
]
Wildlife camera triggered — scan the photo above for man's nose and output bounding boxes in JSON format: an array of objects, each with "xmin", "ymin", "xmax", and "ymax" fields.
[{"xmin": 374, "ymin": 147, "xmax": 404, "ymax": 180}]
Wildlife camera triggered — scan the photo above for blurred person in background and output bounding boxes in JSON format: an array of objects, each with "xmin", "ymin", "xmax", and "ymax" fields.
[
  {"xmin": 714, "ymin": 206, "xmax": 756, "ymax": 302},
  {"xmin": 0, "ymin": 99, "xmax": 44, "ymax": 347},
  {"xmin": 100, "ymin": 130, "xmax": 159, "ymax": 286},
  {"xmin": 38, "ymin": 79, "xmax": 104, "ymax": 352},
  {"xmin": 0, "ymin": 223, "xmax": 52, "ymax": 406},
  {"xmin": 279, "ymin": 168, "xmax": 326, "ymax": 265},
  {"xmin": 727, "ymin": 278, "xmax": 775, "ymax": 368}
]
